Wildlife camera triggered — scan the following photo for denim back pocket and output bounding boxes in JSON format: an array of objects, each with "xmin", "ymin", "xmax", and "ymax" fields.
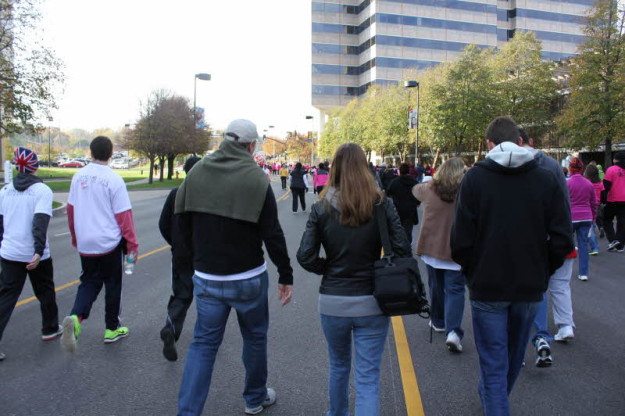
[{"xmin": 229, "ymin": 276, "xmax": 262, "ymax": 301}]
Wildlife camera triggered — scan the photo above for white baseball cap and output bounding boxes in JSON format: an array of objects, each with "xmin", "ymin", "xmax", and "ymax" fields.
[{"xmin": 224, "ymin": 119, "xmax": 260, "ymax": 144}]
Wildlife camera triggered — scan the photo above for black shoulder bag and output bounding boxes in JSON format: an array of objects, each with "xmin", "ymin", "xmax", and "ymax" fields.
[{"xmin": 373, "ymin": 204, "xmax": 430, "ymax": 318}]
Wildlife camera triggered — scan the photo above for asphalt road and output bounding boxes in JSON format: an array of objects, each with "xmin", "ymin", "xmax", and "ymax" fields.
[{"xmin": 1, "ymin": 178, "xmax": 624, "ymax": 416}]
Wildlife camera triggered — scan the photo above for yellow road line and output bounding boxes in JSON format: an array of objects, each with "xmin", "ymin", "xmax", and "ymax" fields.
[
  {"xmin": 392, "ymin": 316, "xmax": 426, "ymax": 416},
  {"xmin": 276, "ymin": 189, "xmax": 291, "ymax": 202},
  {"xmin": 16, "ymin": 245, "xmax": 171, "ymax": 308}
]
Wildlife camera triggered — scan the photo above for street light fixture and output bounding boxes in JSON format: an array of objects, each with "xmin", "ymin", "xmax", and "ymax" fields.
[
  {"xmin": 306, "ymin": 115, "xmax": 314, "ymax": 167},
  {"xmin": 193, "ymin": 73, "xmax": 211, "ymax": 130},
  {"xmin": 404, "ymin": 80, "xmax": 420, "ymax": 164},
  {"xmin": 47, "ymin": 116, "xmax": 53, "ymax": 168}
]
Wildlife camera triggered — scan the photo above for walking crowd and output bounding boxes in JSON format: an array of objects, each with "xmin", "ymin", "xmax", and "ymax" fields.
[{"xmin": 0, "ymin": 116, "xmax": 624, "ymax": 416}]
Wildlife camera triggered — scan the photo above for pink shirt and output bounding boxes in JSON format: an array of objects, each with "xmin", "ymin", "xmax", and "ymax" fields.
[
  {"xmin": 591, "ymin": 181, "xmax": 604, "ymax": 203},
  {"xmin": 605, "ymin": 165, "xmax": 625, "ymax": 202}
]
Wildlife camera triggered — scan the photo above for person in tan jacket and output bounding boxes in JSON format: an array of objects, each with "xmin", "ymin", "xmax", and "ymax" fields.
[{"xmin": 413, "ymin": 157, "xmax": 467, "ymax": 353}]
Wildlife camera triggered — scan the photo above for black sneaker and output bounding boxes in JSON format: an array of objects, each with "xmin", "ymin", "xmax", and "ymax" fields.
[
  {"xmin": 534, "ymin": 337, "xmax": 553, "ymax": 368},
  {"xmin": 160, "ymin": 327, "xmax": 178, "ymax": 362}
]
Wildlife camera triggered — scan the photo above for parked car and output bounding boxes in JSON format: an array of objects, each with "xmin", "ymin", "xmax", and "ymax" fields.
[
  {"xmin": 59, "ymin": 159, "xmax": 85, "ymax": 168},
  {"xmin": 110, "ymin": 158, "xmax": 129, "ymax": 169},
  {"xmin": 39, "ymin": 159, "xmax": 59, "ymax": 167}
]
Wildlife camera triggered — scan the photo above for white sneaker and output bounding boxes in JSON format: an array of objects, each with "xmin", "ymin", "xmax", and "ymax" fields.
[
  {"xmin": 554, "ymin": 325, "xmax": 574, "ymax": 343},
  {"xmin": 429, "ymin": 321, "xmax": 445, "ymax": 333},
  {"xmin": 578, "ymin": 275, "xmax": 588, "ymax": 281},
  {"xmin": 0, "ymin": 351, "xmax": 5, "ymax": 361},
  {"xmin": 446, "ymin": 331, "xmax": 463, "ymax": 353},
  {"xmin": 245, "ymin": 388, "xmax": 276, "ymax": 415}
]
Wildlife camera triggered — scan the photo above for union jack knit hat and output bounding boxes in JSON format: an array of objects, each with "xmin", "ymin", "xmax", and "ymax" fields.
[{"xmin": 14, "ymin": 146, "xmax": 39, "ymax": 174}]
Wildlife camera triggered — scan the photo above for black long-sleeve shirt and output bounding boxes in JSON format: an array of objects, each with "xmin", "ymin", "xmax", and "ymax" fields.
[{"xmin": 177, "ymin": 185, "xmax": 293, "ymax": 285}]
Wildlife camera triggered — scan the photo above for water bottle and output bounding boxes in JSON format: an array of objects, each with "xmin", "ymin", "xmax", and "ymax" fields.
[{"xmin": 124, "ymin": 253, "xmax": 136, "ymax": 275}]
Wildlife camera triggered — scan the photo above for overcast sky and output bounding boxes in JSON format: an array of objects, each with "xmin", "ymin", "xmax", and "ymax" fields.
[{"xmin": 41, "ymin": 0, "xmax": 317, "ymax": 137}]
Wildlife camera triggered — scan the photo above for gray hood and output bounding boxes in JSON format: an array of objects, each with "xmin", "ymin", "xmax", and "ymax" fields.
[
  {"xmin": 13, "ymin": 172, "xmax": 43, "ymax": 191},
  {"xmin": 324, "ymin": 187, "xmax": 341, "ymax": 211},
  {"xmin": 486, "ymin": 142, "xmax": 535, "ymax": 168}
]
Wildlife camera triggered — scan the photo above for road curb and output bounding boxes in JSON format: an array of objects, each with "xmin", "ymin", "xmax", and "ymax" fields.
[{"xmin": 52, "ymin": 202, "xmax": 67, "ymax": 217}]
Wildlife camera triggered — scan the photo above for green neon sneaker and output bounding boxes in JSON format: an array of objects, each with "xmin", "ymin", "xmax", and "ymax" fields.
[
  {"xmin": 61, "ymin": 315, "xmax": 81, "ymax": 353},
  {"xmin": 104, "ymin": 327, "xmax": 129, "ymax": 344}
]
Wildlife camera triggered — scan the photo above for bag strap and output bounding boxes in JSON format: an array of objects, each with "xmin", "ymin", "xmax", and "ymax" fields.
[{"xmin": 375, "ymin": 202, "xmax": 394, "ymax": 257}]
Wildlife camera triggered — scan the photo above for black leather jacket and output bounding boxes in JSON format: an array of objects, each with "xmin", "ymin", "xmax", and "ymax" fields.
[{"xmin": 296, "ymin": 197, "xmax": 411, "ymax": 296}]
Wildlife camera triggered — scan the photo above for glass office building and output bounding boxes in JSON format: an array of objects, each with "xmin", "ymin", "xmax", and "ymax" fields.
[{"xmin": 311, "ymin": 0, "xmax": 594, "ymax": 114}]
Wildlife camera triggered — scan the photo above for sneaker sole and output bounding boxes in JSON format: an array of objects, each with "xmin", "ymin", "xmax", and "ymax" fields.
[
  {"xmin": 446, "ymin": 341, "xmax": 463, "ymax": 353},
  {"xmin": 104, "ymin": 332, "xmax": 129, "ymax": 344},
  {"xmin": 161, "ymin": 330, "xmax": 178, "ymax": 361},
  {"xmin": 554, "ymin": 335, "xmax": 574, "ymax": 343},
  {"xmin": 536, "ymin": 356, "xmax": 553, "ymax": 368},
  {"xmin": 60, "ymin": 317, "xmax": 77, "ymax": 353}
]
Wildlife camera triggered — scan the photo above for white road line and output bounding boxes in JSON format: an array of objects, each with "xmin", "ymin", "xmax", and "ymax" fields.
[{"xmin": 54, "ymin": 231, "xmax": 71, "ymax": 237}]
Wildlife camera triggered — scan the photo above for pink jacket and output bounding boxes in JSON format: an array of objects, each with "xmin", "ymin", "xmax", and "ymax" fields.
[
  {"xmin": 567, "ymin": 174, "xmax": 597, "ymax": 222},
  {"xmin": 591, "ymin": 181, "xmax": 604, "ymax": 204},
  {"xmin": 313, "ymin": 170, "xmax": 329, "ymax": 188}
]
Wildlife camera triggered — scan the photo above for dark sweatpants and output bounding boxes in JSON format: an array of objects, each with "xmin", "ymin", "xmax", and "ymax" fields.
[
  {"xmin": 162, "ymin": 260, "xmax": 194, "ymax": 341},
  {"xmin": 400, "ymin": 218, "xmax": 415, "ymax": 244},
  {"xmin": 70, "ymin": 245, "xmax": 123, "ymax": 331},
  {"xmin": 0, "ymin": 258, "xmax": 58, "ymax": 341},
  {"xmin": 291, "ymin": 187, "xmax": 306, "ymax": 212},
  {"xmin": 280, "ymin": 177, "xmax": 287, "ymax": 190},
  {"xmin": 603, "ymin": 202, "xmax": 625, "ymax": 246}
]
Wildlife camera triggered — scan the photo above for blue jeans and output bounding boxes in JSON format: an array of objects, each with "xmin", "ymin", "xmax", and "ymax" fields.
[
  {"xmin": 531, "ymin": 294, "xmax": 553, "ymax": 343},
  {"xmin": 573, "ymin": 221, "xmax": 592, "ymax": 276},
  {"xmin": 427, "ymin": 266, "xmax": 466, "ymax": 337},
  {"xmin": 471, "ymin": 300, "xmax": 539, "ymax": 416},
  {"xmin": 587, "ymin": 223, "xmax": 600, "ymax": 253},
  {"xmin": 320, "ymin": 314, "xmax": 390, "ymax": 416},
  {"xmin": 178, "ymin": 272, "xmax": 269, "ymax": 416}
]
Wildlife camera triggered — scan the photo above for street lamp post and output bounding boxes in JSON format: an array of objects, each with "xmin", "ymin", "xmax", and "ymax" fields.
[
  {"xmin": 267, "ymin": 125, "xmax": 275, "ymax": 156},
  {"xmin": 306, "ymin": 115, "xmax": 314, "ymax": 167},
  {"xmin": 47, "ymin": 116, "xmax": 53, "ymax": 167},
  {"xmin": 193, "ymin": 73, "xmax": 211, "ymax": 130},
  {"xmin": 404, "ymin": 80, "xmax": 420, "ymax": 165}
]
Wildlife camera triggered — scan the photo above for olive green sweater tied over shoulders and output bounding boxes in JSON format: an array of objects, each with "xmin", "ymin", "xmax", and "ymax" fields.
[{"xmin": 174, "ymin": 139, "xmax": 268, "ymax": 223}]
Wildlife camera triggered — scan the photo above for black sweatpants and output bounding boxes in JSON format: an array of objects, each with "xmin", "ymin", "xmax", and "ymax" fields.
[
  {"xmin": 400, "ymin": 218, "xmax": 415, "ymax": 244},
  {"xmin": 603, "ymin": 202, "xmax": 625, "ymax": 245},
  {"xmin": 70, "ymin": 245, "xmax": 123, "ymax": 331},
  {"xmin": 291, "ymin": 187, "xmax": 306, "ymax": 212},
  {"xmin": 162, "ymin": 259, "xmax": 194, "ymax": 341},
  {"xmin": 0, "ymin": 257, "xmax": 58, "ymax": 341},
  {"xmin": 280, "ymin": 177, "xmax": 287, "ymax": 190}
]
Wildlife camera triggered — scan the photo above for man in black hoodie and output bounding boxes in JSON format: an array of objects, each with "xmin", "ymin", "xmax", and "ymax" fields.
[
  {"xmin": 451, "ymin": 117, "xmax": 573, "ymax": 416},
  {"xmin": 386, "ymin": 163, "xmax": 420, "ymax": 243},
  {"xmin": 158, "ymin": 156, "xmax": 201, "ymax": 361},
  {"xmin": 0, "ymin": 147, "xmax": 60, "ymax": 361}
]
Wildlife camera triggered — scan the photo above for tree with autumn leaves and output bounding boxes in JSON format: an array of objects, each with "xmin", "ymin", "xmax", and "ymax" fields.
[
  {"xmin": 125, "ymin": 90, "xmax": 209, "ymax": 184},
  {"xmin": 557, "ymin": 0, "xmax": 625, "ymax": 166}
]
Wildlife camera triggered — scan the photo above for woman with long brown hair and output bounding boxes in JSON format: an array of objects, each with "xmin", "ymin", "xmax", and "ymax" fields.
[
  {"xmin": 297, "ymin": 143, "xmax": 410, "ymax": 416},
  {"xmin": 413, "ymin": 157, "xmax": 467, "ymax": 353}
]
